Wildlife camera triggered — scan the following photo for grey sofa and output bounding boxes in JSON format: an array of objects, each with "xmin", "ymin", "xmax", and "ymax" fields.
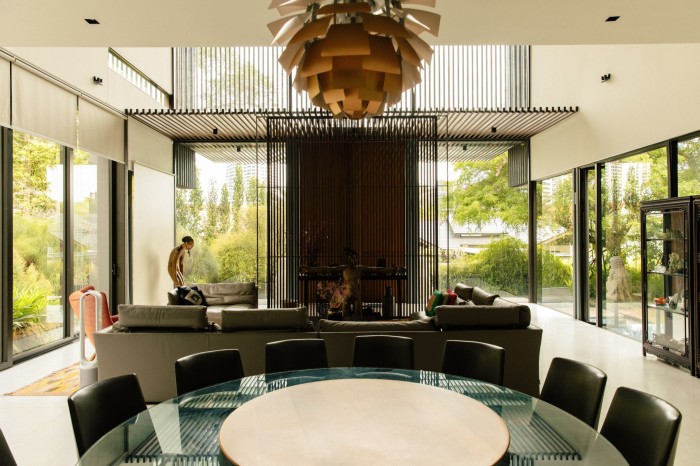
[
  {"xmin": 167, "ymin": 282, "xmax": 258, "ymax": 325},
  {"xmin": 96, "ymin": 285, "xmax": 542, "ymax": 402}
]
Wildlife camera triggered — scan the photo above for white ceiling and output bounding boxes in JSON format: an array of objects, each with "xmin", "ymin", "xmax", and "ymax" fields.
[{"xmin": 1, "ymin": 0, "xmax": 699, "ymax": 47}]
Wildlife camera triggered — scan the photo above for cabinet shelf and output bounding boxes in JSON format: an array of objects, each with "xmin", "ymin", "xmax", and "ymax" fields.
[
  {"xmin": 647, "ymin": 304, "xmax": 687, "ymax": 317},
  {"xmin": 646, "ymin": 271, "xmax": 687, "ymax": 278},
  {"xmin": 646, "ymin": 237, "xmax": 686, "ymax": 242}
]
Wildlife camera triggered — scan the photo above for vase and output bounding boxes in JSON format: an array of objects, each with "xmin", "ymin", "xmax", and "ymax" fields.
[{"xmin": 382, "ymin": 286, "xmax": 395, "ymax": 319}]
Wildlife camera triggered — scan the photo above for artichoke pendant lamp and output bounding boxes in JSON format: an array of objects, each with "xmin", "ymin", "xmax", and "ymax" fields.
[{"xmin": 268, "ymin": 0, "xmax": 440, "ymax": 119}]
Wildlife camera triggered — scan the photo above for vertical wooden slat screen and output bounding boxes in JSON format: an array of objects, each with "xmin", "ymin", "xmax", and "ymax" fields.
[
  {"xmin": 174, "ymin": 143, "xmax": 196, "ymax": 189},
  {"xmin": 267, "ymin": 116, "xmax": 438, "ymax": 316},
  {"xmin": 174, "ymin": 46, "xmax": 530, "ymax": 112},
  {"xmin": 508, "ymin": 141, "xmax": 530, "ymax": 187}
]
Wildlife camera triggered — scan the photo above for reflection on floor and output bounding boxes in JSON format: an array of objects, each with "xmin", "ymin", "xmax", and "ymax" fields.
[{"xmin": 0, "ymin": 305, "xmax": 699, "ymax": 465}]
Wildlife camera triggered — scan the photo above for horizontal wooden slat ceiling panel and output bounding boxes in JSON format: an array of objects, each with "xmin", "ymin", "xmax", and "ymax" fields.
[{"xmin": 126, "ymin": 107, "xmax": 577, "ymax": 162}]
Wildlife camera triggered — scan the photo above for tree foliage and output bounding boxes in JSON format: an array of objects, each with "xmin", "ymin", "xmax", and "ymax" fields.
[{"xmin": 448, "ymin": 153, "xmax": 528, "ymax": 231}]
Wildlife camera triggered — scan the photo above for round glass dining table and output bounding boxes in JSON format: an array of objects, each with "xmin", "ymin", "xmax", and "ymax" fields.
[{"xmin": 76, "ymin": 367, "xmax": 627, "ymax": 466}]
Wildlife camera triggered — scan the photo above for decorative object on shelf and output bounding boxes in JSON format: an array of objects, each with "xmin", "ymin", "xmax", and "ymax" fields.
[
  {"xmin": 667, "ymin": 253, "xmax": 683, "ymax": 273},
  {"xmin": 382, "ymin": 286, "xmax": 395, "ymax": 319},
  {"xmin": 653, "ymin": 297, "xmax": 666, "ymax": 306},
  {"xmin": 342, "ymin": 248, "xmax": 362, "ymax": 316},
  {"xmin": 316, "ymin": 280, "xmax": 349, "ymax": 309},
  {"xmin": 653, "ymin": 264, "xmax": 666, "ymax": 273},
  {"xmin": 268, "ymin": 0, "xmax": 440, "ymax": 119}
]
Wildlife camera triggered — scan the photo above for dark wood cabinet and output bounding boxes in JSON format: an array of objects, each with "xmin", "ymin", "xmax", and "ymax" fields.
[{"xmin": 641, "ymin": 197, "xmax": 696, "ymax": 375}]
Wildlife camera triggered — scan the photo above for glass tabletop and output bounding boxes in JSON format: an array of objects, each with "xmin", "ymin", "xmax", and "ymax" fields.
[{"xmin": 76, "ymin": 367, "xmax": 627, "ymax": 466}]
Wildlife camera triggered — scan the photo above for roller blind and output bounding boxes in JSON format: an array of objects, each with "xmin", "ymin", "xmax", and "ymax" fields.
[
  {"xmin": 11, "ymin": 64, "xmax": 77, "ymax": 147},
  {"xmin": 0, "ymin": 57, "xmax": 10, "ymax": 127},
  {"xmin": 79, "ymin": 97, "xmax": 125, "ymax": 163}
]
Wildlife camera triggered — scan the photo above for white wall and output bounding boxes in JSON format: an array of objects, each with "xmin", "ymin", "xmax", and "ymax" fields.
[
  {"xmin": 5, "ymin": 47, "xmax": 169, "ymax": 111},
  {"xmin": 132, "ymin": 163, "xmax": 175, "ymax": 305},
  {"xmin": 530, "ymin": 44, "xmax": 700, "ymax": 180}
]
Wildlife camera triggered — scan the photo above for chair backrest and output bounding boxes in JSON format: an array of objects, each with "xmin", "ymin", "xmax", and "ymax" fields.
[
  {"xmin": 441, "ymin": 340, "xmax": 505, "ymax": 385},
  {"xmin": 600, "ymin": 386, "xmax": 682, "ymax": 466},
  {"xmin": 539, "ymin": 357, "xmax": 607, "ymax": 428},
  {"xmin": 265, "ymin": 339, "xmax": 328, "ymax": 374},
  {"xmin": 67, "ymin": 373, "xmax": 147, "ymax": 457},
  {"xmin": 175, "ymin": 349, "xmax": 245, "ymax": 396},
  {"xmin": 0, "ymin": 428, "xmax": 17, "ymax": 466},
  {"xmin": 352, "ymin": 335, "xmax": 414, "ymax": 370}
]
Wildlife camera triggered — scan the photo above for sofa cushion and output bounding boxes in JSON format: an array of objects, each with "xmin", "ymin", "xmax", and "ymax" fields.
[
  {"xmin": 221, "ymin": 307, "xmax": 311, "ymax": 331},
  {"xmin": 434, "ymin": 299, "xmax": 531, "ymax": 329},
  {"xmin": 117, "ymin": 304, "xmax": 209, "ymax": 329},
  {"xmin": 454, "ymin": 283, "xmax": 474, "ymax": 301},
  {"xmin": 471, "ymin": 287, "xmax": 499, "ymax": 305},
  {"xmin": 195, "ymin": 282, "xmax": 258, "ymax": 307},
  {"xmin": 318, "ymin": 318, "xmax": 435, "ymax": 332}
]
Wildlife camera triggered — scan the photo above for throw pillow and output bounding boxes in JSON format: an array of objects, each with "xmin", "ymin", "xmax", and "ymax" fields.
[
  {"xmin": 471, "ymin": 287, "xmax": 499, "ymax": 305},
  {"xmin": 176, "ymin": 286, "xmax": 208, "ymax": 306},
  {"xmin": 447, "ymin": 290, "xmax": 457, "ymax": 304},
  {"xmin": 426, "ymin": 289, "xmax": 442, "ymax": 316},
  {"xmin": 454, "ymin": 283, "xmax": 474, "ymax": 301}
]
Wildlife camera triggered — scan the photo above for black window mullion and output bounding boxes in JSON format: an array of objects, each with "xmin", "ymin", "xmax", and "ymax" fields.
[
  {"xmin": 0, "ymin": 127, "xmax": 13, "ymax": 369},
  {"xmin": 64, "ymin": 146, "xmax": 74, "ymax": 339}
]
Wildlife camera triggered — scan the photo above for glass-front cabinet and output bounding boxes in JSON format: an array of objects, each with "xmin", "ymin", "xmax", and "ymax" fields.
[{"xmin": 641, "ymin": 197, "xmax": 696, "ymax": 375}]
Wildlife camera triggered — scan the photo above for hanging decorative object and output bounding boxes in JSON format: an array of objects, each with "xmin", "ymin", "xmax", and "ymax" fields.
[{"xmin": 268, "ymin": 0, "xmax": 440, "ymax": 119}]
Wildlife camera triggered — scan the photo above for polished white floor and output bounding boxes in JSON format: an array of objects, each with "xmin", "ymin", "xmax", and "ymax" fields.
[{"xmin": 0, "ymin": 304, "xmax": 699, "ymax": 465}]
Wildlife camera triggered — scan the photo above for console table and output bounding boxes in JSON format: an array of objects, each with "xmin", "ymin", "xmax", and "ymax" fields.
[{"xmin": 299, "ymin": 265, "xmax": 407, "ymax": 317}]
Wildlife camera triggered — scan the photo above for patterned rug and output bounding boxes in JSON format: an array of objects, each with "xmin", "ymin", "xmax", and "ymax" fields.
[{"xmin": 5, "ymin": 362, "xmax": 80, "ymax": 396}]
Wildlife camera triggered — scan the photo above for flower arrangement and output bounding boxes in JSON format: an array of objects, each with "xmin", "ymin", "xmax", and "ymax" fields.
[{"xmin": 316, "ymin": 280, "xmax": 349, "ymax": 309}]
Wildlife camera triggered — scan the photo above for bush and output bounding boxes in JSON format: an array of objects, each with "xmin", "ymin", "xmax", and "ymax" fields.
[
  {"xmin": 468, "ymin": 237, "xmax": 529, "ymax": 296},
  {"xmin": 12, "ymin": 288, "xmax": 47, "ymax": 331}
]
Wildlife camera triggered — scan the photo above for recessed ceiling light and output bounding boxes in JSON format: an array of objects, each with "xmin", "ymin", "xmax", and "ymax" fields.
[
  {"xmin": 606, "ymin": 16, "xmax": 620, "ymax": 22},
  {"xmin": 84, "ymin": 18, "xmax": 100, "ymax": 25}
]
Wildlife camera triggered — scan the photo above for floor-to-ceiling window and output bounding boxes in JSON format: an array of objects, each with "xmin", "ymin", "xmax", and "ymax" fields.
[
  {"xmin": 176, "ymin": 152, "xmax": 266, "ymax": 299},
  {"xmin": 12, "ymin": 131, "xmax": 65, "ymax": 355},
  {"xmin": 536, "ymin": 173, "xmax": 574, "ymax": 313},
  {"xmin": 599, "ymin": 147, "xmax": 668, "ymax": 338},
  {"xmin": 678, "ymin": 135, "xmax": 700, "ymax": 197},
  {"xmin": 440, "ymin": 147, "xmax": 529, "ymax": 299}
]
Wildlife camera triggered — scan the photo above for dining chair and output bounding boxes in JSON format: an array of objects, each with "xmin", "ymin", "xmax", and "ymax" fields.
[
  {"xmin": 352, "ymin": 335, "xmax": 414, "ymax": 370},
  {"xmin": 441, "ymin": 340, "xmax": 506, "ymax": 386},
  {"xmin": 539, "ymin": 357, "xmax": 607, "ymax": 428},
  {"xmin": 67, "ymin": 373, "xmax": 147, "ymax": 457},
  {"xmin": 0, "ymin": 427, "xmax": 17, "ymax": 466},
  {"xmin": 265, "ymin": 339, "xmax": 328, "ymax": 374},
  {"xmin": 175, "ymin": 349, "xmax": 245, "ymax": 396},
  {"xmin": 600, "ymin": 386, "xmax": 682, "ymax": 466}
]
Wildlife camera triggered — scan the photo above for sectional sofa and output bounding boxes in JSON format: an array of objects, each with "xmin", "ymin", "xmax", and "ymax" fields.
[{"xmin": 95, "ymin": 285, "xmax": 542, "ymax": 402}]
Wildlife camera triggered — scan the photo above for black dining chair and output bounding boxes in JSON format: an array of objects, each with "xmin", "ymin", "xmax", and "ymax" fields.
[
  {"xmin": 67, "ymin": 373, "xmax": 147, "ymax": 457},
  {"xmin": 352, "ymin": 335, "xmax": 414, "ymax": 370},
  {"xmin": 441, "ymin": 340, "xmax": 506, "ymax": 386},
  {"xmin": 600, "ymin": 386, "xmax": 682, "ymax": 466},
  {"xmin": 0, "ymin": 427, "xmax": 17, "ymax": 466},
  {"xmin": 539, "ymin": 357, "xmax": 607, "ymax": 428},
  {"xmin": 175, "ymin": 349, "xmax": 245, "ymax": 396},
  {"xmin": 265, "ymin": 339, "xmax": 328, "ymax": 374}
]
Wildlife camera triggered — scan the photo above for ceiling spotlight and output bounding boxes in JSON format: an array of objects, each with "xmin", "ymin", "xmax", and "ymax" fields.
[
  {"xmin": 212, "ymin": 128, "xmax": 219, "ymax": 135},
  {"xmin": 605, "ymin": 16, "xmax": 620, "ymax": 22},
  {"xmin": 236, "ymin": 146, "xmax": 242, "ymax": 152},
  {"xmin": 92, "ymin": 76, "xmax": 103, "ymax": 85},
  {"xmin": 268, "ymin": 0, "xmax": 441, "ymax": 119},
  {"xmin": 491, "ymin": 127, "xmax": 497, "ymax": 133},
  {"xmin": 84, "ymin": 18, "xmax": 100, "ymax": 25},
  {"xmin": 601, "ymin": 73, "xmax": 611, "ymax": 82}
]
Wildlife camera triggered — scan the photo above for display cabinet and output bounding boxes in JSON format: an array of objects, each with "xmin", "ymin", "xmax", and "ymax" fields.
[{"xmin": 641, "ymin": 197, "xmax": 696, "ymax": 375}]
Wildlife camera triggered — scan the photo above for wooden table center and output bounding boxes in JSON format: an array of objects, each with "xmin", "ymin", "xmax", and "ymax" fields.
[{"xmin": 219, "ymin": 378, "xmax": 510, "ymax": 465}]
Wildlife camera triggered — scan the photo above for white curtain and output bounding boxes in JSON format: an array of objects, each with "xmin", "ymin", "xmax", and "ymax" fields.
[
  {"xmin": 79, "ymin": 97, "xmax": 125, "ymax": 163},
  {"xmin": 11, "ymin": 64, "xmax": 77, "ymax": 147},
  {"xmin": 0, "ymin": 56, "xmax": 9, "ymax": 127}
]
